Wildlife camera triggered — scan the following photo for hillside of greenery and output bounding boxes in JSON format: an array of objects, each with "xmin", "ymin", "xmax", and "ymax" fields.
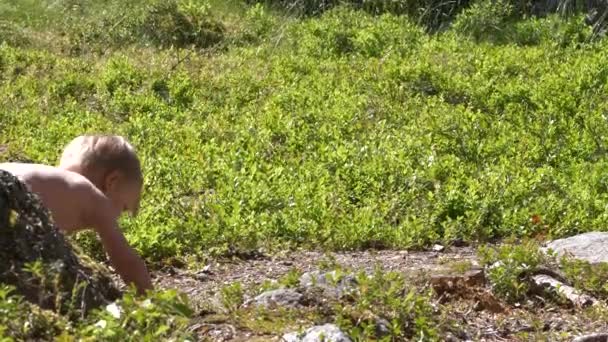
[
  {"xmin": 2, "ymin": 0, "xmax": 608, "ymax": 260},
  {"xmin": 2, "ymin": 0, "xmax": 608, "ymax": 340},
  {"xmin": 0, "ymin": 0, "xmax": 607, "ymax": 260}
]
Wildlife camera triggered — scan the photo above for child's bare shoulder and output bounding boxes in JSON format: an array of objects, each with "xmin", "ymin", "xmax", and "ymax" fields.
[
  {"xmin": 0, "ymin": 162, "xmax": 112, "ymax": 210},
  {"xmin": 0, "ymin": 162, "xmax": 114, "ymax": 231},
  {"xmin": 0, "ymin": 162, "xmax": 91, "ymax": 188}
]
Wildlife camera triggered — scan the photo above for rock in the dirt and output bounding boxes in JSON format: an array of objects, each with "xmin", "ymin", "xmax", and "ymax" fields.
[
  {"xmin": 544, "ymin": 232, "xmax": 608, "ymax": 264},
  {"xmin": 432, "ymin": 244, "xmax": 445, "ymax": 252},
  {"xmin": 375, "ymin": 317, "xmax": 391, "ymax": 337},
  {"xmin": 248, "ymin": 289, "xmax": 303, "ymax": 309},
  {"xmin": 0, "ymin": 170, "xmax": 120, "ymax": 318},
  {"xmin": 283, "ymin": 324, "xmax": 351, "ymax": 342},
  {"xmin": 572, "ymin": 333, "xmax": 608, "ymax": 342},
  {"xmin": 299, "ymin": 271, "xmax": 357, "ymax": 298}
]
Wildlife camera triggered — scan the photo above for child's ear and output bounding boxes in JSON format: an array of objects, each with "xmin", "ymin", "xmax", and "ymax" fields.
[{"xmin": 104, "ymin": 170, "xmax": 123, "ymax": 193}]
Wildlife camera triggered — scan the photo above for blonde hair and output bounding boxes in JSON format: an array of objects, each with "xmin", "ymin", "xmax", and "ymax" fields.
[{"xmin": 59, "ymin": 135, "xmax": 143, "ymax": 183}]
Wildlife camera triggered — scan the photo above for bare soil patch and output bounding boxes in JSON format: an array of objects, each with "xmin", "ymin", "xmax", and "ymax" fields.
[{"xmin": 127, "ymin": 246, "xmax": 606, "ymax": 341}]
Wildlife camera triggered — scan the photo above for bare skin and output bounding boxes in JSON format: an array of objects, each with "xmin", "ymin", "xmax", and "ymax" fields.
[{"xmin": 0, "ymin": 162, "xmax": 153, "ymax": 294}]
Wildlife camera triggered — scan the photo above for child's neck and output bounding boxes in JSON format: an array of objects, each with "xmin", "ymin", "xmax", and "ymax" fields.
[{"xmin": 59, "ymin": 164, "xmax": 104, "ymax": 191}]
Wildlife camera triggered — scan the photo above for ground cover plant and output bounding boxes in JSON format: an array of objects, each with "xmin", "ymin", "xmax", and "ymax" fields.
[{"xmin": 3, "ymin": 0, "xmax": 608, "ymax": 339}]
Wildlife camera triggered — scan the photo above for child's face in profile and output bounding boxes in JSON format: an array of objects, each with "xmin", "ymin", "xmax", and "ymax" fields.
[{"xmin": 105, "ymin": 176, "xmax": 142, "ymax": 217}]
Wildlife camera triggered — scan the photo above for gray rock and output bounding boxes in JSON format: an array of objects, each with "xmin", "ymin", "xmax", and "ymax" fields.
[
  {"xmin": 249, "ymin": 289, "xmax": 302, "ymax": 309},
  {"xmin": 282, "ymin": 324, "xmax": 351, "ymax": 342},
  {"xmin": 299, "ymin": 271, "xmax": 358, "ymax": 298},
  {"xmin": 544, "ymin": 232, "xmax": 608, "ymax": 264},
  {"xmin": 375, "ymin": 317, "xmax": 391, "ymax": 337}
]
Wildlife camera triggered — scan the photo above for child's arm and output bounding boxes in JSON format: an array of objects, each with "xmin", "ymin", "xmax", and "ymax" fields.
[
  {"xmin": 82, "ymin": 189, "xmax": 153, "ymax": 294},
  {"xmin": 96, "ymin": 218, "xmax": 153, "ymax": 294}
]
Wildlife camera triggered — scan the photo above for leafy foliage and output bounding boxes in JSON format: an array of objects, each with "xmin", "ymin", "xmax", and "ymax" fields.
[
  {"xmin": 213, "ymin": 266, "xmax": 439, "ymax": 341},
  {"xmin": 1, "ymin": 1, "xmax": 607, "ymax": 261},
  {"xmin": 140, "ymin": 0, "xmax": 225, "ymax": 49},
  {"xmin": 480, "ymin": 241, "xmax": 608, "ymax": 304},
  {"xmin": 335, "ymin": 268, "xmax": 438, "ymax": 340},
  {"xmin": 249, "ymin": 0, "xmax": 608, "ymax": 33},
  {"xmin": 560, "ymin": 257, "xmax": 608, "ymax": 298},
  {"xmin": 2, "ymin": 1, "xmax": 608, "ymax": 337},
  {"xmin": 478, "ymin": 241, "xmax": 547, "ymax": 302},
  {"xmin": 74, "ymin": 289, "xmax": 193, "ymax": 341},
  {"xmin": 0, "ymin": 285, "xmax": 66, "ymax": 341},
  {"xmin": 452, "ymin": 0, "xmax": 515, "ymax": 41},
  {"xmin": 0, "ymin": 0, "xmax": 225, "ymax": 53},
  {"xmin": 0, "ymin": 286, "xmax": 193, "ymax": 340}
]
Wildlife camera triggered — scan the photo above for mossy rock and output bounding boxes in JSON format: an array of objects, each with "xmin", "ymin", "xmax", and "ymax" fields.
[{"xmin": 0, "ymin": 170, "xmax": 120, "ymax": 319}]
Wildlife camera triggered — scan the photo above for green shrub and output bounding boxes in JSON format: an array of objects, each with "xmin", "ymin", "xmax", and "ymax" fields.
[
  {"xmin": 335, "ymin": 268, "xmax": 438, "ymax": 340},
  {"xmin": 238, "ymin": 3, "xmax": 279, "ymax": 44},
  {"xmin": 478, "ymin": 241, "xmax": 546, "ymax": 303},
  {"xmin": 452, "ymin": 0, "xmax": 514, "ymax": 42},
  {"xmin": 49, "ymin": 73, "xmax": 96, "ymax": 103},
  {"xmin": 71, "ymin": 231, "xmax": 108, "ymax": 263},
  {"xmin": 0, "ymin": 21, "xmax": 30, "ymax": 47},
  {"xmin": 249, "ymin": 0, "xmax": 603, "ymax": 34},
  {"xmin": 0, "ymin": 286, "xmax": 194, "ymax": 340},
  {"xmin": 3, "ymin": 0, "xmax": 608, "ymax": 261},
  {"xmin": 101, "ymin": 56, "xmax": 144, "ymax": 96},
  {"xmin": 452, "ymin": 5, "xmax": 593, "ymax": 46},
  {"xmin": 0, "ymin": 0, "xmax": 225, "ymax": 53},
  {"xmin": 0, "ymin": 285, "xmax": 66, "ymax": 340},
  {"xmin": 140, "ymin": 0, "xmax": 225, "ymax": 49},
  {"xmin": 289, "ymin": 7, "xmax": 425, "ymax": 58},
  {"xmin": 221, "ymin": 282, "xmax": 244, "ymax": 313},
  {"xmin": 249, "ymin": 0, "xmax": 472, "ymax": 31},
  {"xmin": 74, "ymin": 289, "xmax": 193, "ymax": 340},
  {"xmin": 560, "ymin": 257, "xmax": 608, "ymax": 298}
]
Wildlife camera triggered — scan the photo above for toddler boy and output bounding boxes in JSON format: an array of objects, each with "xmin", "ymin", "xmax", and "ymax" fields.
[{"xmin": 0, "ymin": 135, "xmax": 152, "ymax": 294}]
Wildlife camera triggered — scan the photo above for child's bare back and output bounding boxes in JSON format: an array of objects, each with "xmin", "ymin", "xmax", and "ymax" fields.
[
  {"xmin": 0, "ymin": 136, "xmax": 152, "ymax": 294},
  {"xmin": 0, "ymin": 163, "xmax": 111, "ymax": 233}
]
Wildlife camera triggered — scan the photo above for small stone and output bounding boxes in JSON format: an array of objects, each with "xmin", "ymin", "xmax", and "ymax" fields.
[
  {"xmin": 282, "ymin": 332, "xmax": 300, "ymax": 342},
  {"xmin": 248, "ymin": 289, "xmax": 302, "ymax": 309},
  {"xmin": 375, "ymin": 317, "xmax": 391, "ymax": 337},
  {"xmin": 432, "ymin": 244, "xmax": 445, "ymax": 252},
  {"xmin": 194, "ymin": 272, "xmax": 210, "ymax": 281},
  {"xmin": 282, "ymin": 324, "xmax": 352, "ymax": 342},
  {"xmin": 106, "ymin": 302, "xmax": 122, "ymax": 319}
]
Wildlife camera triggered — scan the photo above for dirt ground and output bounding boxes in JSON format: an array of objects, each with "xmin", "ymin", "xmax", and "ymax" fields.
[
  {"xmin": 116, "ymin": 246, "xmax": 608, "ymax": 341},
  {"xmin": 152, "ymin": 247, "xmax": 477, "ymax": 305}
]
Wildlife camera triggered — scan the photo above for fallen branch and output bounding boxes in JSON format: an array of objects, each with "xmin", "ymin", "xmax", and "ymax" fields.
[
  {"xmin": 572, "ymin": 333, "xmax": 608, "ymax": 342},
  {"xmin": 531, "ymin": 274, "xmax": 597, "ymax": 308}
]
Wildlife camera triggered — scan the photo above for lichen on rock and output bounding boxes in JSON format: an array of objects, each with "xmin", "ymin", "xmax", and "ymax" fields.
[{"xmin": 0, "ymin": 170, "xmax": 120, "ymax": 318}]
